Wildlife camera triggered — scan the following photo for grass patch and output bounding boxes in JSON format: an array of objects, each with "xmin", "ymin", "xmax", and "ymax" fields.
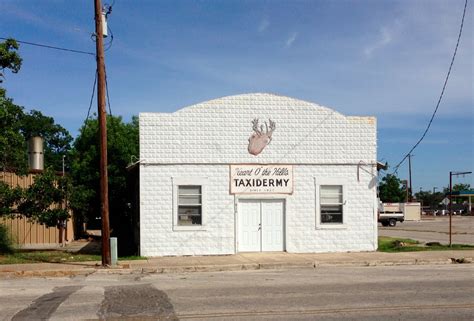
[
  {"xmin": 0, "ymin": 250, "xmax": 147, "ymax": 265},
  {"xmin": 378, "ymin": 236, "xmax": 474, "ymax": 252},
  {"xmin": 0, "ymin": 251, "xmax": 101, "ymax": 265}
]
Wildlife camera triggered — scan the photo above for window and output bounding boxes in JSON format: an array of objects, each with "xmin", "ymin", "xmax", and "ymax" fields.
[
  {"xmin": 178, "ymin": 186, "xmax": 202, "ymax": 226},
  {"xmin": 320, "ymin": 185, "xmax": 343, "ymax": 224},
  {"xmin": 173, "ymin": 177, "xmax": 207, "ymax": 230}
]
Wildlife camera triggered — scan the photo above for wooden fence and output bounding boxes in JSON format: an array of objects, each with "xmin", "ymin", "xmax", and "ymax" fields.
[{"xmin": 0, "ymin": 171, "xmax": 74, "ymax": 246}]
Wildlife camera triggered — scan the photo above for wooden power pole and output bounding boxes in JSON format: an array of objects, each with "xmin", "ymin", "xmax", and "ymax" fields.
[
  {"xmin": 408, "ymin": 154, "xmax": 414, "ymax": 202},
  {"xmin": 94, "ymin": 0, "xmax": 111, "ymax": 266}
]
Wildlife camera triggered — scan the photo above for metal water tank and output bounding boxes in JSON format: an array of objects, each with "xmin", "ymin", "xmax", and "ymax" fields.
[{"xmin": 28, "ymin": 136, "xmax": 44, "ymax": 170}]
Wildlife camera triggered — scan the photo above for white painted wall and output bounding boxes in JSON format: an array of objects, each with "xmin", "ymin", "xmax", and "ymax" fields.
[{"xmin": 139, "ymin": 93, "xmax": 377, "ymax": 256}]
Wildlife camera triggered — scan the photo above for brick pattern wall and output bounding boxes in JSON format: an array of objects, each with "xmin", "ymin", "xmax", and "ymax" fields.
[
  {"xmin": 140, "ymin": 164, "xmax": 377, "ymax": 256},
  {"xmin": 140, "ymin": 93, "xmax": 376, "ymax": 165},
  {"xmin": 139, "ymin": 93, "xmax": 377, "ymax": 256}
]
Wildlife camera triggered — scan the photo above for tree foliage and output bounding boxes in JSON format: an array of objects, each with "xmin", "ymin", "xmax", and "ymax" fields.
[
  {"xmin": 0, "ymin": 181, "xmax": 22, "ymax": 216},
  {"xmin": 0, "ymin": 38, "xmax": 22, "ymax": 98},
  {"xmin": 0, "ymin": 38, "xmax": 72, "ymax": 173},
  {"xmin": 378, "ymin": 174, "xmax": 407, "ymax": 203},
  {"xmin": 0, "ymin": 168, "xmax": 69, "ymax": 227},
  {"xmin": 0, "ymin": 38, "xmax": 72, "ymax": 226},
  {"xmin": 452, "ymin": 183, "xmax": 471, "ymax": 192},
  {"xmin": 0, "ymin": 97, "xmax": 27, "ymax": 172},
  {"xmin": 21, "ymin": 110, "xmax": 73, "ymax": 171},
  {"xmin": 0, "ymin": 96, "xmax": 72, "ymax": 173},
  {"xmin": 414, "ymin": 190, "xmax": 445, "ymax": 208},
  {"xmin": 0, "ymin": 38, "xmax": 25, "ymax": 171},
  {"xmin": 70, "ymin": 115, "xmax": 138, "ymax": 234}
]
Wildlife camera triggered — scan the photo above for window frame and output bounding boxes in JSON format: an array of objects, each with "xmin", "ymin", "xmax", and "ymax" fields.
[
  {"xmin": 172, "ymin": 177, "xmax": 208, "ymax": 231},
  {"xmin": 315, "ymin": 178, "xmax": 348, "ymax": 229}
]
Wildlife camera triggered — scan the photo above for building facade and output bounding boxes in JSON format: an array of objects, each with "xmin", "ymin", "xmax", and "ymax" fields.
[{"xmin": 138, "ymin": 93, "xmax": 378, "ymax": 256}]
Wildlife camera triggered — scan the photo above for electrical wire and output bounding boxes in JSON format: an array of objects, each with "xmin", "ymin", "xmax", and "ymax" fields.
[
  {"xmin": 391, "ymin": 0, "xmax": 468, "ymax": 174},
  {"xmin": 104, "ymin": 69, "xmax": 118, "ymax": 139},
  {"xmin": 104, "ymin": 1, "xmax": 114, "ymax": 116},
  {"xmin": 105, "ymin": 72, "xmax": 112, "ymax": 116},
  {"xmin": 85, "ymin": 70, "xmax": 98, "ymax": 121},
  {"xmin": 104, "ymin": 26, "xmax": 114, "ymax": 51},
  {"xmin": 0, "ymin": 37, "xmax": 94, "ymax": 56},
  {"xmin": 103, "ymin": 1, "xmax": 114, "ymax": 51}
]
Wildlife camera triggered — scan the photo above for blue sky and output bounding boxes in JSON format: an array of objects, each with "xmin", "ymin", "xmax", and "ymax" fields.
[{"xmin": 1, "ymin": 0, "xmax": 472, "ymax": 191}]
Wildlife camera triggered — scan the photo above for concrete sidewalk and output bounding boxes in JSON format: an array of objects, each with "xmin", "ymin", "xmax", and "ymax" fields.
[{"xmin": 0, "ymin": 250, "xmax": 472, "ymax": 278}]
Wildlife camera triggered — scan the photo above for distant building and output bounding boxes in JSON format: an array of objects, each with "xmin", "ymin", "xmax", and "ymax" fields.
[
  {"xmin": 0, "ymin": 171, "xmax": 74, "ymax": 247},
  {"xmin": 132, "ymin": 93, "xmax": 378, "ymax": 256}
]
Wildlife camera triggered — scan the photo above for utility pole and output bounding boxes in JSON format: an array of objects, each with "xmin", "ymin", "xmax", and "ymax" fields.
[
  {"xmin": 449, "ymin": 171, "xmax": 452, "ymax": 246},
  {"xmin": 408, "ymin": 154, "xmax": 413, "ymax": 202},
  {"xmin": 94, "ymin": 0, "xmax": 111, "ymax": 266},
  {"xmin": 402, "ymin": 180, "xmax": 408, "ymax": 203}
]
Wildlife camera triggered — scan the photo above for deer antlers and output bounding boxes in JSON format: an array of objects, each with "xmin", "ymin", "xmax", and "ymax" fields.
[
  {"xmin": 248, "ymin": 118, "xmax": 277, "ymax": 156},
  {"xmin": 251, "ymin": 118, "xmax": 276, "ymax": 137}
]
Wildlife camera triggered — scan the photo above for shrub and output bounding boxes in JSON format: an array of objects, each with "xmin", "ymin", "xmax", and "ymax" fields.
[{"xmin": 0, "ymin": 224, "xmax": 14, "ymax": 254}]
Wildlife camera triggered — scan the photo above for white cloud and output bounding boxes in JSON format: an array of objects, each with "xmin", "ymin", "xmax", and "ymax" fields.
[
  {"xmin": 0, "ymin": 3, "xmax": 89, "ymax": 37},
  {"xmin": 258, "ymin": 17, "xmax": 270, "ymax": 33},
  {"xmin": 285, "ymin": 32, "xmax": 298, "ymax": 48},
  {"xmin": 364, "ymin": 27, "xmax": 393, "ymax": 57}
]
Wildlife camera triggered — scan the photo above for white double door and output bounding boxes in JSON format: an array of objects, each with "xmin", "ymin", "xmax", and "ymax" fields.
[{"xmin": 238, "ymin": 199, "xmax": 284, "ymax": 252}]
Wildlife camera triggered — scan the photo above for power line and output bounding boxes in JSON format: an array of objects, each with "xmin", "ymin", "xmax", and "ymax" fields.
[
  {"xmin": 0, "ymin": 37, "xmax": 95, "ymax": 56},
  {"xmin": 105, "ymin": 72, "xmax": 112, "ymax": 116},
  {"xmin": 104, "ymin": 26, "xmax": 114, "ymax": 51},
  {"xmin": 85, "ymin": 70, "xmax": 98, "ymax": 121},
  {"xmin": 391, "ymin": 0, "xmax": 468, "ymax": 174}
]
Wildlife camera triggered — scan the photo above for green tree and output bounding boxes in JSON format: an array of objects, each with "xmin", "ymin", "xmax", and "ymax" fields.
[
  {"xmin": 0, "ymin": 100, "xmax": 73, "ymax": 173},
  {"xmin": 378, "ymin": 174, "xmax": 407, "ymax": 203},
  {"xmin": 452, "ymin": 183, "xmax": 471, "ymax": 192},
  {"xmin": 414, "ymin": 190, "xmax": 445, "ymax": 208},
  {"xmin": 0, "ymin": 181, "xmax": 22, "ymax": 215},
  {"xmin": 0, "ymin": 97, "xmax": 27, "ymax": 172},
  {"xmin": 0, "ymin": 38, "xmax": 22, "ymax": 98},
  {"xmin": 70, "ymin": 115, "xmax": 138, "ymax": 249},
  {"xmin": 0, "ymin": 169, "xmax": 69, "ymax": 227},
  {"xmin": 0, "ymin": 39, "xmax": 72, "ymax": 173},
  {"xmin": 17, "ymin": 168, "xmax": 70, "ymax": 226},
  {"xmin": 0, "ymin": 38, "xmax": 72, "ymax": 227},
  {"xmin": 0, "ymin": 38, "xmax": 25, "ymax": 171},
  {"xmin": 21, "ymin": 110, "xmax": 73, "ymax": 171}
]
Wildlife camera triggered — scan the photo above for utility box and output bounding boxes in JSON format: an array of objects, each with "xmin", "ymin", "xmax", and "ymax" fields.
[{"xmin": 401, "ymin": 202, "xmax": 421, "ymax": 221}]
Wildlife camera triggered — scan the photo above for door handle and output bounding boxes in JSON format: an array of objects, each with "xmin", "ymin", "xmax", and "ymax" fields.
[{"xmin": 258, "ymin": 223, "xmax": 261, "ymax": 230}]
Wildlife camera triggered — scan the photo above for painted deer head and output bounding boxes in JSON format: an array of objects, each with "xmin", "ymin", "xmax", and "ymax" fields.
[{"xmin": 247, "ymin": 118, "xmax": 276, "ymax": 156}]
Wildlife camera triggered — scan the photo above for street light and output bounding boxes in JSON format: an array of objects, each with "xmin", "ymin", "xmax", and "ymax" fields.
[{"xmin": 449, "ymin": 171, "xmax": 472, "ymax": 246}]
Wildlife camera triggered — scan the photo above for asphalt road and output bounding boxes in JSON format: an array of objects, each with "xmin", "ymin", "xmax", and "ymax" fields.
[
  {"xmin": 379, "ymin": 215, "xmax": 474, "ymax": 245},
  {"xmin": 1, "ymin": 264, "xmax": 473, "ymax": 320}
]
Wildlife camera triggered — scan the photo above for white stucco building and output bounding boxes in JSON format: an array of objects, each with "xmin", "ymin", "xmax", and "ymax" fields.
[{"xmin": 137, "ymin": 93, "xmax": 378, "ymax": 256}]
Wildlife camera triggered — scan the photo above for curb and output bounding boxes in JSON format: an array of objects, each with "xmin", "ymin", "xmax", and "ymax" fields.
[{"xmin": 0, "ymin": 257, "xmax": 471, "ymax": 278}]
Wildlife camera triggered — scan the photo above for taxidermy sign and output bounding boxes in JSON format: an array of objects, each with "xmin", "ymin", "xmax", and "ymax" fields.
[
  {"xmin": 247, "ymin": 118, "xmax": 276, "ymax": 156},
  {"xmin": 230, "ymin": 164, "xmax": 293, "ymax": 194}
]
